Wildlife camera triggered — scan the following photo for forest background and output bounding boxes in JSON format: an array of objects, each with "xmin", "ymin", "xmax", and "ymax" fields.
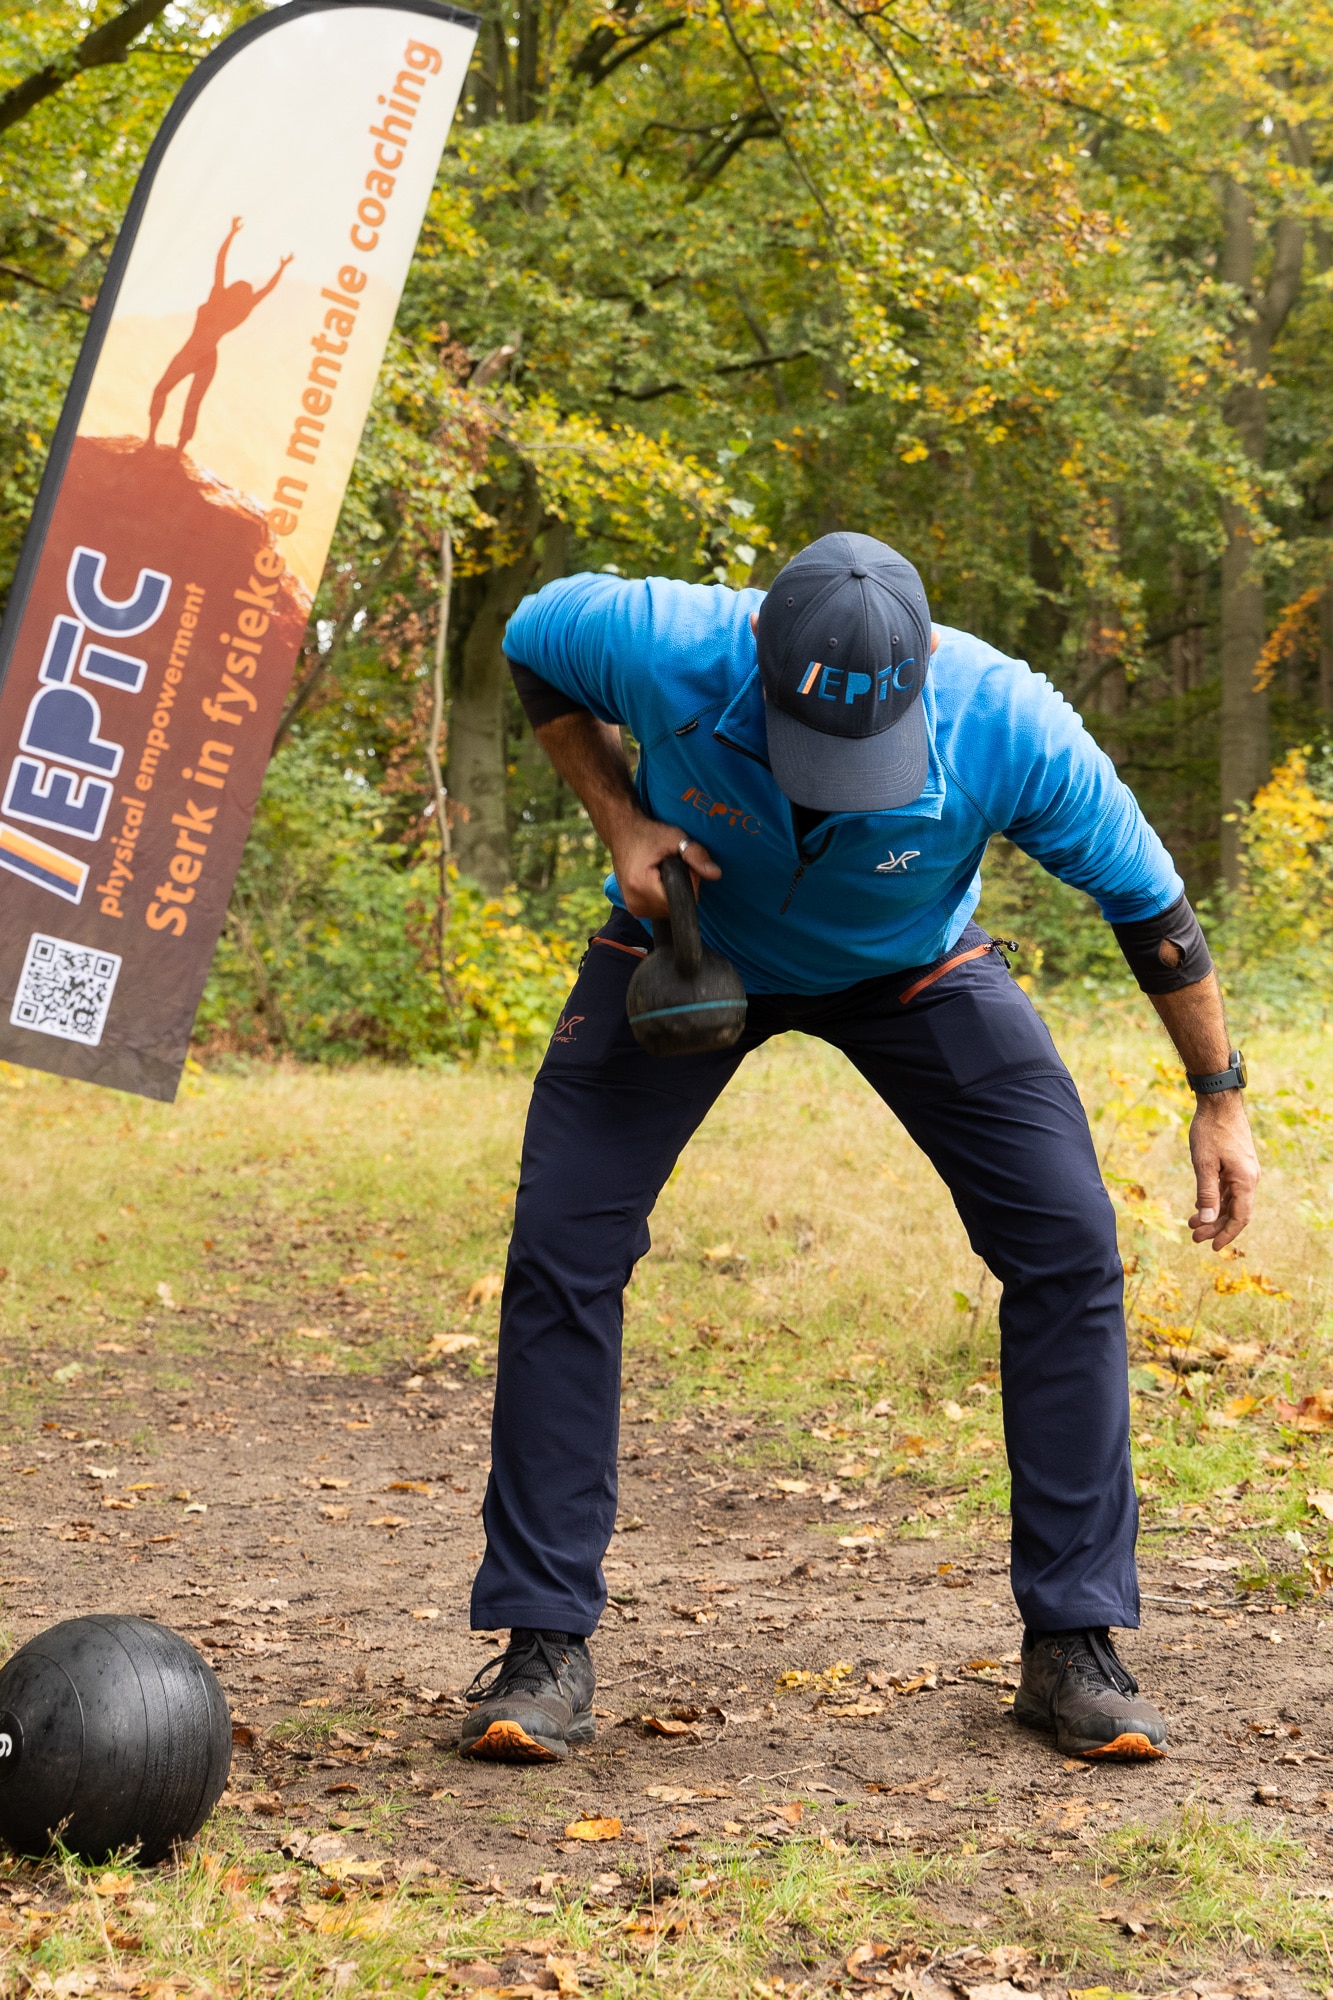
[{"xmin": 4, "ymin": 0, "xmax": 1333, "ymax": 1065}]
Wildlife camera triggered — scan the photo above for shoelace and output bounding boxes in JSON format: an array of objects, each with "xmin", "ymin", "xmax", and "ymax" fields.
[
  {"xmin": 465, "ymin": 1629, "xmax": 571, "ymax": 1706},
  {"xmin": 1056, "ymin": 1628, "xmax": 1139, "ymax": 1698}
]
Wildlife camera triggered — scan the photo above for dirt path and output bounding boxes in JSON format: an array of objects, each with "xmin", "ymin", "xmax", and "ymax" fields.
[{"xmin": 2, "ymin": 1341, "xmax": 1328, "ymax": 1929}]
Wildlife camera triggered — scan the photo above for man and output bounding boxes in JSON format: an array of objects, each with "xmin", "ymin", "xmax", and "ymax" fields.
[
  {"xmin": 459, "ymin": 533, "xmax": 1258, "ymax": 1765},
  {"xmin": 146, "ymin": 217, "xmax": 291, "ymax": 453}
]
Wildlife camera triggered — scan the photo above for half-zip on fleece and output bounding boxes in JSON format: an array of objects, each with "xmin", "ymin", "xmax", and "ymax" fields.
[{"xmin": 503, "ymin": 572, "xmax": 1182, "ymax": 997}]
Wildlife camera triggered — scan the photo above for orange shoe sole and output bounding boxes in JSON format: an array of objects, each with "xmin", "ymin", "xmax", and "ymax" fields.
[
  {"xmin": 1078, "ymin": 1731, "xmax": 1166, "ymax": 1760},
  {"xmin": 460, "ymin": 1718, "xmax": 563, "ymax": 1762}
]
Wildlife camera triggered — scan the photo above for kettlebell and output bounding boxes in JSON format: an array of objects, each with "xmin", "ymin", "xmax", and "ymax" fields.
[{"xmin": 626, "ymin": 853, "xmax": 747, "ymax": 1056}]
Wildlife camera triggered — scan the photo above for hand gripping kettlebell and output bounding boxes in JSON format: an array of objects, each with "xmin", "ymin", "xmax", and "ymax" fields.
[{"xmin": 626, "ymin": 853, "xmax": 747, "ymax": 1056}]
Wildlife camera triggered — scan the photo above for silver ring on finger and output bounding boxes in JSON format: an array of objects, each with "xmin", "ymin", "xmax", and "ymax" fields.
[{"xmin": 677, "ymin": 837, "xmax": 690, "ymax": 858}]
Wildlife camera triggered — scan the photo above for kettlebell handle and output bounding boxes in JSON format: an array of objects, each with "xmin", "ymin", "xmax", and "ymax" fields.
[{"xmin": 653, "ymin": 853, "xmax": 703, "ymax": 978}]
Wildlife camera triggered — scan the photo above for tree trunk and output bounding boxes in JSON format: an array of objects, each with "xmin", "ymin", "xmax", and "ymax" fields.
[
  {"xmin": 449, "ymin": 560, "xmax": 529, "ymax": 891},
  {"xmin": 1218, "ymin": 183, "xmax": 1267, "ymax": 884},
  {"xmin": 1169, "ymin": 554, "xmax": 1205, "ymax": 695},
  {"xmin": 1021, "ymin": 530, "xmax": 1068, "ymax": 681},
  {"xmin": 448, "ymin": 473, "xmax": 546, "ymax": 890},
  {"xmin": 1217, "ymin": 181, "xmax": 1305, "ymax": 885},
  {"xmin": 515, "ymin": 0, "xmax": 540, "ymax": 121}
]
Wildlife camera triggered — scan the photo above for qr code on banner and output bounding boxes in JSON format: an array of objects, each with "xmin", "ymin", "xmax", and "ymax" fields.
[{"xmin": 10, "ymin": 934, "xmax": 122, "ymax": 1047}]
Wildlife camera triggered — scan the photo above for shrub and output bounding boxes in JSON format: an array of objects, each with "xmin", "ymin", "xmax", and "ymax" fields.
[{"xmin": 197, "ymin": 748, "xmax": 587, "ymax": 1064}]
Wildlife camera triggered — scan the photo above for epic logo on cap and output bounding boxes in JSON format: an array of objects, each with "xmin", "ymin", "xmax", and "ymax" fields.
[{"xmin": 796, "ymin": 658, "xmax": 917, "ymax": 704}]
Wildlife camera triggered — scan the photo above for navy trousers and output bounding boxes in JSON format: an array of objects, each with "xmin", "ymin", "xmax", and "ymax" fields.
[{"xmin": 471, "ymin": 912, "xmax": 1139, "ymax": 1639}]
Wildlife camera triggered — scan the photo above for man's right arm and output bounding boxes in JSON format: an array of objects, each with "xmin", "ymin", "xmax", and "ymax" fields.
[{"xmin": 535, "ymin": 711, "xmax": 719, "ymax": 922}]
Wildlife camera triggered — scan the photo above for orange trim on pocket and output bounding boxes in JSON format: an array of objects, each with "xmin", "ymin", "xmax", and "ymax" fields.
[
  {"xmin": 594, "ymin": 936, "xmax": 649, "ymax": 959},
  {"xmin": 898, "ymin": 940, "xmax": 994, "ymax": 1005}
]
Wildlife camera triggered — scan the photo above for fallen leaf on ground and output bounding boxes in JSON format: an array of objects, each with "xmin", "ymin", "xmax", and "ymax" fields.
[
  {"xmin": 466, "ymin": 1274, "xmax": 504, "ymax": 1310},
  {"xmin": 426, "ymin": 1332, "xmax": 480, "ymax": 1356},
  {"xmin": 389, "ymin": 1481, "xmax": 432, "ymax": 1494},
  {"xmin": 564, "ymin": 1817, "xmax": 622, "ymax": 1841},
  {"xmin": 319, "ymin": 1477, "xmax": 350, "ymax": 1490},
  {"xmin": 1214, "ymin": 1269, "xmax": 1291, "ymax": 1299},
  {"xmin": 1310, "ymin": 1491, "xmax": 1333, "ymax": 1522},
  {"xmin": 865, "ymin": 1770, "xmax": 944, "ymax": 1797},
  {"xmin": 773, "ymin": 1479, "xmax": 809, "ymax": 1496},
  {"xmin": 1207, "ymin": 1336, "xmax": 1265, "ymax": 1366},
  {"xmin": 639, "ymin": 1715, "xmax": 696, "ymax": 1737},
  {"xmin": 229, "ymin": 1791, "xmax": 282, "ymax": 1817}
]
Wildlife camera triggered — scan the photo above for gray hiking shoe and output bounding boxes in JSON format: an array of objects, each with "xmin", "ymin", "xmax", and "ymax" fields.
[
  {"xmin": 1014, "ymin": 1628, "xmax": 1167, "ymax": 1760},
  {"xmin": 459, "ymin": 1629, "xmax": 595, "ymax": 1762}
]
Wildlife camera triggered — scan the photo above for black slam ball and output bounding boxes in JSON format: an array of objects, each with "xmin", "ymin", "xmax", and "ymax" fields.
[{"xmin": 0, "ymin": 1615, "xmax": 232, "ymax": 1862}]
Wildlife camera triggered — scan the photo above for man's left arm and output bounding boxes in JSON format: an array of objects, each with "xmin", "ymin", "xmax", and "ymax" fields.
[
  {"xmin": 979, "ymin": 659, "xmax": 1258, "ymax": 1248},
  {"xmin": 1146, "ymin": 971, "xmax": 1258, "ymax": 1251}
]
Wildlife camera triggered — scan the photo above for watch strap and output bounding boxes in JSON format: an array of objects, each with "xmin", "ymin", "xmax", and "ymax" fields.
[{"xmin": 1186, "ymin": 1049, "xmax": 1246, "ymax": 1095}]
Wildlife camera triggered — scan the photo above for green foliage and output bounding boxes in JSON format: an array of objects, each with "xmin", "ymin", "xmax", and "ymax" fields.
[
  {"xmin": 197, "ymin": 748, "xmax": 451, "ymax": 1065},
  {"xmin": 198, "ymin": 747, "xmax": 593, "ymax": 1065},
  {"xmin": 975, "ymin": 840, "xmax": 1131, "ymax": 994}
]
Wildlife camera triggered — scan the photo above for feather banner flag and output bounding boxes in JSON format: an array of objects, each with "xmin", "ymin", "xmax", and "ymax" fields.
[{"xmin": 0, "ymin": 0, "xmax": 477, "ymax": 1098}]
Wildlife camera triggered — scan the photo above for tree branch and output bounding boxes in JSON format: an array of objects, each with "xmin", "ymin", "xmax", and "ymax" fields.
[
  {"xmin": 1259, "ymin": 211, "xmax": 1305, "ymax": 346},
  {"xmin": 609, "ymin": 345, "xmax": 812, "ymax": 400},
  {"xmin": 568, "ymin": 12, "xmax": 685, "ymax": 85},
  {"xmin": 0, "ymin": 0, "xmax": 172, "ymax": 137}
]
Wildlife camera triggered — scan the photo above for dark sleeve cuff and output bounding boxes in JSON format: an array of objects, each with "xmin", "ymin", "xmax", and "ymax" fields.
[
  {"xmin": 1110, "ymin": 893, "xmax": 1214, "ymax": 994},
  {"xmin": 508, "ymin": 656, "xmax": 588, "ymax": 729}
]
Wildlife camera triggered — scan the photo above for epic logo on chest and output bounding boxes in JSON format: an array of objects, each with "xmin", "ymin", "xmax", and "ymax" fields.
[{"xmin": 679, "ymin": 786, "xmax": 761, "ymax": 833}]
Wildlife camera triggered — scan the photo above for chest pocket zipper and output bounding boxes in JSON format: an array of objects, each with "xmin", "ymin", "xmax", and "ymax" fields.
[{"xmin": 779, "ymin": 828, "xmax": 836, "ymax": 915}]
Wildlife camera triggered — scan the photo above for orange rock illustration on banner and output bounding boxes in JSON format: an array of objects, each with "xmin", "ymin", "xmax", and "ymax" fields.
[{"xmin": 0, "ymin": 2, "xmax": 477, "ymax": 1098}]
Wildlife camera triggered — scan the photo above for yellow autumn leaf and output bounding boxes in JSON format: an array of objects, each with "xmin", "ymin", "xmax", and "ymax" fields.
[{"xmin": 564, "ymin": 1816, "xmax": 622, "ymax": 1842}]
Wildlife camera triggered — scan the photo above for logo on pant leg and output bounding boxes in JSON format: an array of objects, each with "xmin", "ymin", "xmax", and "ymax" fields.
[{"xmin": 551, "ymin": 1012, "xmax": 585, "ymax": 1044}]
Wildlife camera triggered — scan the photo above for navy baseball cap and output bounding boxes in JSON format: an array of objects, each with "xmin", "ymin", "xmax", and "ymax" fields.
[{"xmin": 755, "ymin": 532, "xmax": 932, "ymax": 812}]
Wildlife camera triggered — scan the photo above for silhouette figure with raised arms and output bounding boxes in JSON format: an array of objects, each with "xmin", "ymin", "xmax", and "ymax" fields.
[{"xmin": 146, "ymin": 217, "xmax": 292, "ymax": 452}]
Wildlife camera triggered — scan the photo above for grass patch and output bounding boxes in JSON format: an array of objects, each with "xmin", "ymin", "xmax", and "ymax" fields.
[
  {"xmin": 6, "ymin": 1008, "xmax": 1333, "ymax": 1539},
  {"xmin": 3, "ymin": 1807, "xmax": 1331, "ymax": 1995}
]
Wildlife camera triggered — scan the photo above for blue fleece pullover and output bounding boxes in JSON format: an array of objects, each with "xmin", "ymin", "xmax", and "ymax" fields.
[{"xmin": 503, "ymin": 573, "xmax": 1182, "ymax": 996}]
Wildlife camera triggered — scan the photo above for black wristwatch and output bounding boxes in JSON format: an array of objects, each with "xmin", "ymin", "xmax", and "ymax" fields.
[{"xmin": 1186, "ymin": 1049, "xmax": 1246, "ymax": 1096}]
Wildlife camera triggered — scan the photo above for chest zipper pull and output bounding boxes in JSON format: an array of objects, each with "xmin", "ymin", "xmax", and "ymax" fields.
[{"xmin": 780, "ymin": 862, "xmax": 806, "ymax": 916}]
